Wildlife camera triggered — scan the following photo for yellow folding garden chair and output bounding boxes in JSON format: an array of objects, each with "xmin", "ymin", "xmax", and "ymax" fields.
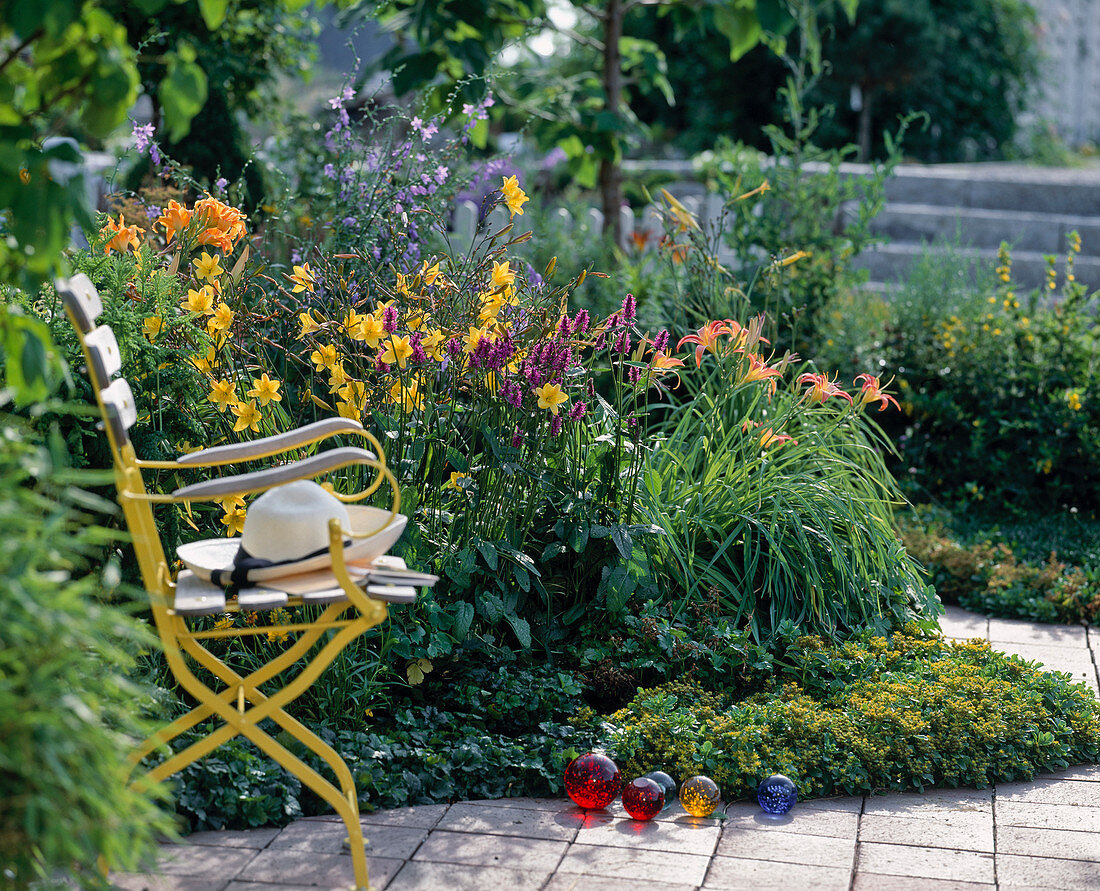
[{"xmin": 58, "ymin": 273, "xmax": 416, "ymax": 890}]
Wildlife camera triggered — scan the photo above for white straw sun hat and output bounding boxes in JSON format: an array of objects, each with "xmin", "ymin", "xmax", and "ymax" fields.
[{"xmin": 177, "ymin": 480, "xmax": 407, "ymax": 586}]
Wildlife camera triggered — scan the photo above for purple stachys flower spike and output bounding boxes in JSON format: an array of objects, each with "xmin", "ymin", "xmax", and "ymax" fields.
[
  {"xmin": 621, "ymin": 293, "xmax": 636, "ymax": 323},
  {"xmin": 614, "ymin": 330, "xmax": 631, "ymax": 355},
  {"xmin": 382, "ymin": 306, "xmax": 398, "ymax": 333},
  {"xmin": 512, "ymin": 427, "xmax": 525, "ymax": 448},
  {"xmin": 376, "ymin": 360, "xmax": 391, "ymax": 374},
  {"xmin": 446, "ymin": 337, "xmax": 464, "ymax": 358},
  {"xmin": 558, "ymin": 315, "xmax": 573, "ymax": 336},
  {"xmin": 586, "ymin": 379, "xmax": 596, "ymax": 400},
  {"xmin": 410, "ymin": 334, "xmax": 427, "ymax": 364},
  {"xmin": 568, "ymin": 401, "xmax": 587, "ymax": 420},
  {"xmin": 573, "ymin": 309, "xmax": 590, "ymax": 334},
  {"xmin": 594, "ymin": 332, "xmax": 606, "ymax": 351},
  {"xmin": 653, "ymin": 328, "xmax": 670, "ymax": 354},
  {"xmin": 628, "ymin": 416, "xmax": 638, "ymax": 431},
  {"xmin": 550, "ymin": 415, "xmax": 564, "ymax": 437},
  {"xmin": 628, "ymin": 366, "xmax": 641, "ymax": 385}
]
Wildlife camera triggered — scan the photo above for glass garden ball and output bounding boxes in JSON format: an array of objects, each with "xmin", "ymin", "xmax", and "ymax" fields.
[
  {"xmin": 644, "ymin": 770, "xmax": 677, "ymax": 803},
  {"xmin": 622, "ymin": 777, "xmax": 664, "ymax": 821},
  {"xmin": 757, "ymin": 774, "xmax": 798, "ymax": 815},
  {"xmin": 564, "ymin": 752, "xmax": 622, "ymax": 809},
  {"xmin": 679, "ymin": 775, "xmax": 721, "ymax": 817}
]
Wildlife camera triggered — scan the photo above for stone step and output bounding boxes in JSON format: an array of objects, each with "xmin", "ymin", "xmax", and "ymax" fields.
[
  {"xmin": 868, "ymin": 203, "xmax": 1100, "ymax": 254},
  {"xmin": 880, "ymin": 162, "xmax": 1100, "ymax": 216},
  {"xmin": 852, "ymin": 242, "xmax": 1100, "ymax": 290}
]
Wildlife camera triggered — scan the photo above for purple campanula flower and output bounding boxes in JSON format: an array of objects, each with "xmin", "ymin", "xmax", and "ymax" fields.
[
  {"xmin": 214, "ymin": 177, "xmax": 228, "ymax": 192},
  {"xmin": 323, "ymin": 163, "xmax": 336, "ymax": 179},
  {"xmin": 132, "ymin": 122, "xmax": 155, "ymax": 153},
  {"xmin": 145, "ymin": 205, "xmax": 161, "ymax": 222},
  {"xmin": 342, "ymin": 216, "xmax": 357, "ymax": 227}
]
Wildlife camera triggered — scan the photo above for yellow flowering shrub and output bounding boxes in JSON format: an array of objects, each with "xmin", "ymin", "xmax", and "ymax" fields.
[{"xmin": 605, "ymin": 629, "xmax": 1100, "ymax": 800}]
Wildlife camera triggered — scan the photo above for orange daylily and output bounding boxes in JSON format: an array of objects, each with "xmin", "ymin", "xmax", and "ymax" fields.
[
  {"xmin": 797, "ymin": 371, "xmax": 853, "ymax": 405},
  {"xmin": 677, "ymin": 320, "xmax": 733, "ymax": 367},
  {"xmin": 854, "ymin": 373, "xmax": 900, "ymax": 412},
  {"xmin": 156, "ymin": 200, "xmax": 192, "ymax": 244},
  {"xmin": 738, "ymin": 353, "xmax": 783, "ymax": 398},
  {"xmin": 102, "ymin": 214, "xmax": 143, "ymax": 254}
]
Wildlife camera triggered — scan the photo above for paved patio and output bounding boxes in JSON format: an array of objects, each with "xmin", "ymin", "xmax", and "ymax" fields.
[{"xmin": 111, "ymin": 607, "xmax": 1100, "ymax": 890}]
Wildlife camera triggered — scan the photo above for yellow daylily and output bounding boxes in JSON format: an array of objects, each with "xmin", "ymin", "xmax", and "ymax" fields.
[
  {"xmin": 420, "ymin": 259, "xmax": 441, "ymax": 286},
  {"xmin": 231, "ymin": 399, "xmax": 262, "ymax": 433},
  {"xmin": 310, "ymin": 343, "xmax": 338, "ymax": 371},
  {"xmin": 535, "ymin": 382, "xmax": 568, "ymax": 415},
  {"xmin": 501, "ymin": 175, "xmax": 528, "ymax": 217},
  {"xmin": 297, "ymin": 309, "xmax": 322, "ymax": 339},
  {"xmin": 142, "ymin": 315, "xmax": 163, "ymax": 341},
  {"xmin": 220, "ymin": 504, "xmax": 247, "ymax": 537},
  {"xmin": 193, "ymin": 251, "xmax": 225, "ymax": 281},
  {"xmin": 491, "ymin": 260, "xmax": 515, "ymax": 289},
  {"xmin": 246, "ymin": 373, "xmax": 282, "ymax": 406},
  {"xmin": 208, "ymin": 302, "xmax": 234, "ymax": 332},
  {"xmin": 388, "ymin": 377, "xmax": 424, "ymax": 412},
  {"xmin": 380, "ymin": 334, "xmax": 413, "ymax": 369},
  {"xmin": 444, "ymin": 470, "xmax": 469, "ymax": 491},
  {"xmin": 420, "ymin": 329, "xmax": 446, "ymax": 361},
  {"xmin": 183, "ymin": 285, "xmax": 215, "ymax": 315},
  {"xmin": 287, "ymin": 263, "xmax": 316, "ymax": 293},
  {"xmin": 351, "ymin": 312, "xmax": 385, "ymax": 348},
  {"xmin": 208, "ymin": 379, "xmax": 238, "ymax": 412}
]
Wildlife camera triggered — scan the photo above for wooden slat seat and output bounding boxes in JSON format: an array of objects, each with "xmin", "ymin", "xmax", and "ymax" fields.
[
  {"xmin": 171, "ymin": 447, "xmax": 380, "ymax": 500},
  {"xmin": 176, "ymin": 417, "xmax": 368, "ymax": 467}
]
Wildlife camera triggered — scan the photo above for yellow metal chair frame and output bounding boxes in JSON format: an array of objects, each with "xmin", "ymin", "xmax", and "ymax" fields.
[{"xmin": 60, "ymin": 275, "xmax": 398, "ymax": 890}]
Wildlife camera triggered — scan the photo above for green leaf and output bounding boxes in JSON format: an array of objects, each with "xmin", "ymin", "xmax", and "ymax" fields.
[
  {"xmin": 160, "ymin": 52, "xmax": 208, "ymax": 143},
  {"xmin": 610, "ymin": 524, "xmax": 633, "ymax": 560},
  {"xmin": 196, "ymin": 0, "xmax": 230, "ymax": 29},
  {"xmin": 446, "ymin": 447, "xmax": 468, "ymax": 472},
  {"xmin": 505, "ymin": 613, "xmax": 532, "ymax": 649},
  {"xmin": 714, "ymin": 4, "xmax": 764, "ymax": 62},
  {"xmin": 451, "ymin": 601, "xmax": 474, "ymax": 640},
  {"xmin": 476, "ymin": 540, "xmax": 498, "ymax": 571}
]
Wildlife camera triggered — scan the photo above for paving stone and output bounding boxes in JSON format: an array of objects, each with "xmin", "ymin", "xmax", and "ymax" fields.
[
  {"xmin": 181, "ymin": 828, "xmax": 280, "ymax": 850},
  {"xmin": 986, "ymin": 618, "xmax": 1088, "ymax": 648},
  {"xmin": 997, "ymin": 853, "xmax": 1100, "ymax": 889},
  {"xmin": 574, "ymin": 814, "xmax": 720, "ymax": 856},
  {"xmin": 997, "ymin": 825, "xmax": 1100, "ymax": 861},
  {"xmin": 594, "ymin": 799, "xmax": 710, "ymax": 824},
  {"xmin": 224, "ymin": 883, "xmax": 349, "ymax": 891},
  {"xmin": 269, "ymin": 820, "xmax": 426, "ymax": 859},
  {"xmin": 153, "ymin": 845, "xmax": 258, "ymax": 879},
  {"xmin": 716, "ymin": 827, "xmax": 855, "ymax": 868},
  {"xmin": 997, "ymin": 778, "xmax": 1100, "ymax": 807},
  {"xmin": 358, "ymin": 804, "xmax": 448, "ymax": 829},
  {"xmin": 856, "ymin": 842, "xmax": 995, "ymax": 884},
  {"xmin": 387, "ymin": 861, "xmax": 549, "ymax": 891},
  {"xmin": 987, "ymin": 644, "xmax": 1095, "ymax": 679},
  {"xmin": 465, "ymin": 796, "xmax": 572, "ymax": 813},
  {"xmin": 436, "ymin": 802, "xmax": 581, "ymax": 841},
  {"xmin": 997, "ymin": 801, "xmax": 1100, "ymax": 833},
  {"xmin": 852, "ymin": 874, "xmax": 993, "ymax": 890},
  {"xmin": 544, "ymin": 875, "xmax": 697, "ymax": 891},
  {"xmin": 939, "ymin": 606, "xmax": 988, "ymax": 639},
  {"xmin": 235, "ymin": 848, "xmax": 401, "ymax": 888},
  {"xmin": 721, "ymin": 804, "xmax": 858, "ymax": 839},
  {"xmin": 859, "ymin": 811, "xmax": 994, "ymax": 852},
  {"xmin": 413, "ymin": 830, "xmax": 567, "ymax": 871},
  {"xmin": 1031, "ymin": 765, "xmax": 1100, "ymax": 784},
  {"xmin": 556, "ymin": 844, "xmax": 711, "ymax": 885},
  {"xmin": 863, "ymin": 788, "xmax": 992, "ymax": 817},
  {"xmin": 111, "ymin": 876, "xmax": 229, "ymax": 891},
  {"xmin": 702, "ymin": 856, "xmax": 850, "ymax": 890}
]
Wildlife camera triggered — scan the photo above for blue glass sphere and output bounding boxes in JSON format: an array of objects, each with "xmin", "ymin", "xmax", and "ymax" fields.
[{"xmin": 757, "ymin": 774, "xmax": 798, "ymax": 814}]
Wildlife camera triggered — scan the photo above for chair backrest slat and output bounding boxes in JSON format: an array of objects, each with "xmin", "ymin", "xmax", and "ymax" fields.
[
  {"xmin": 56, "ymin": 273, "xmax": 102, "ymax": 333},
  {"xmin": 100, "ymin": 378, "xmax": 138, "ymax": 446},
  {"xmin": 84, "ymin": 325, "xmax": 122, "ymax": 390}
]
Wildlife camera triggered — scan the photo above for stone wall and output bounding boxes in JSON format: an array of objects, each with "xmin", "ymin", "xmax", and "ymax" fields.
[{"xmin": 1029, "ymin": 0, "xmax": 1100, "ymax": 145}]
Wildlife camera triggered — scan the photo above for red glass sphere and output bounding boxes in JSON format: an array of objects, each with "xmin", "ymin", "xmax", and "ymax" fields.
[
  {"xmin": 564, "ymin": 752, "xmax": 622, "ymax": 809},
  {"xmin": 622, "ymin": 777, "xmax": 664, "ymax": 821}
]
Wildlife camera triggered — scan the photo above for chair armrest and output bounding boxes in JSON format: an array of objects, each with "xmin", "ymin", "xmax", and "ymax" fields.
[
  {"xmin": 170, "ymin": 447, "xmax": 380, "ymax": 500},
  {"xmin": 175, "ymin": 417, "xmax": 367, "ymax": 467}
]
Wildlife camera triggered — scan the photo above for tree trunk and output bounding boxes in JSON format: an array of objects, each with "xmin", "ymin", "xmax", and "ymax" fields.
[
  {"xmin": 599, "ymin": 0, "xmax": 625, "ymax": 246},
  {"xmin": 858, "ymin": 84, "xmax": 873, "ymax": 162}
]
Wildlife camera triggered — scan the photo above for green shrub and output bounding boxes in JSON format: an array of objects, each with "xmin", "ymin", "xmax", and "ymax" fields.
[
  {"xmin": 0, "ymin": 407, "xmax": 174, "ymax": 886},
  {"xmin": 605, "ymin": 629, "xmax": 1100, "ymax": 799},
  {"xmin": 899, "ymin": 511, "xmax": 1100, "ymax": 625},
  {"xmin": 818, "ymin": 236, "xmax": 1100, "ymax": 511}
]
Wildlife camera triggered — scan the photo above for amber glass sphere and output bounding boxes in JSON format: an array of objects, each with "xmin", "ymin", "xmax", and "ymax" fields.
[
  {"xmin": 564, "ymin": 752, "xmax": 622, "ymax": 809},
  {"xmin": 622, "ymin": 777, "xmax": 665, "ymax": 821},
  {"xmin": 679, "ymin": 775, "xmax": 721, "ymax": 817}
]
